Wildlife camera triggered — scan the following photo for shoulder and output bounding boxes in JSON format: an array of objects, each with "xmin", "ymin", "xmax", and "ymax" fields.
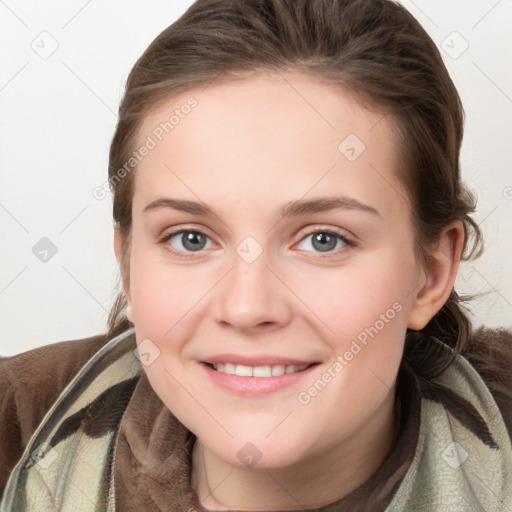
[
  {"xmin": 0, "ymin": 332, "xmax": 108, "ymax": 495},
  {"xmin": 460, "ymin": 325, "xmax": 512, "ymax": 439},
  {"xmin": 0, "ymin": 333, "xmax": 109, "ymax": 423},
  {"xmin": 0, "ymin": 333, "xmax": 108, "ymax": 399}
]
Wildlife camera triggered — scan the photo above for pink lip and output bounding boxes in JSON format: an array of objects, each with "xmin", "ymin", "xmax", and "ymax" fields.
[
  {"xmin": 202, "ymin": 354, "xmax": 316, "ymax": 366},
  {"xmin": 199, "ymin": 361, "xmax": 319, "ymax": 396}
]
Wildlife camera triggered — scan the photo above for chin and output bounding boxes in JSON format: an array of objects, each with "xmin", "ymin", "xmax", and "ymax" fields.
[{"xmin": 199, "ymin": 429, "xmax": 312, "ymax": 470}]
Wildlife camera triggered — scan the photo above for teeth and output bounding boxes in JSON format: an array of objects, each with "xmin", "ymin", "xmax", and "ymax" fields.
[
  {"xmin": 224, "ymin": 363, "xmax": 236, "ymax": 375},
  {"xmin": 253, "ymin": 365, "xmax": 272, "ymax": 377},
  {"xmin": 212, "ymin": 362, "xmax": 309, "ymax": 377},
  {"xmin": 271, "ymin": 365, "xmax": 285, "ymax": 376},
  {"xmin": 235, "ymin": 364, "xmax": 253, "ymax": 377}
]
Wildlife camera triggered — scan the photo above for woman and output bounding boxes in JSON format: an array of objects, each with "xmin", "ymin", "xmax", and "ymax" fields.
[{"xmin": 1, "ymin": 0, "xmax": 511, "ymax": 510}]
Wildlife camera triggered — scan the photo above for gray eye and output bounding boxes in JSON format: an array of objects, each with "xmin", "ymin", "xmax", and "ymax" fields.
[
  {"xmin": 297, "ymin": 232, "xmax": 345, "ymax": 253},
  {"xmin": 170, "ymin": 231, "xmax": 212, "ymax": 252}
]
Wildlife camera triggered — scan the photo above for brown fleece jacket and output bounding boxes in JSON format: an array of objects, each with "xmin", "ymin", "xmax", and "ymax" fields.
[{"xmin": 0, "ymin": 326, "xmax": 511, "ymax": 510}]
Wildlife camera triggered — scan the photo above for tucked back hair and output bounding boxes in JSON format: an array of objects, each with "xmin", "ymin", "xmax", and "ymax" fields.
[{"xmin": 107, "ymin": 0, "xmax": 483, "ymax": 381}]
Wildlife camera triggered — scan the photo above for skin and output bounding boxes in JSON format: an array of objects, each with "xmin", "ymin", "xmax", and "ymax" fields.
[{"xmin": 114, "ymin": 71, "xmax": 464, "ymax": 510}]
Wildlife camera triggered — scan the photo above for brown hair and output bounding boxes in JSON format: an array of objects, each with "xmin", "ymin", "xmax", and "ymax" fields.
[{"xmin": 106, "ymin": 0, "xmax": 483, "ymax": 381}]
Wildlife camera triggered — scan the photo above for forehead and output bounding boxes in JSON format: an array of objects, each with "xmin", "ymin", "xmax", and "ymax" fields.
[
  {"xmin": 133, "ymin": 71, "xmax": 408, "ymax": 220},
  {"xmin": 138, "ymin": 71, "xmax": 393, "ymax": 148}
]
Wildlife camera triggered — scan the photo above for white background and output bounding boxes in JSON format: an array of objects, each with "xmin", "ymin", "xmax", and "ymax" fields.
[{"xmin": 1, "ymin": 0, "xmax": 511, "ymax": 355}]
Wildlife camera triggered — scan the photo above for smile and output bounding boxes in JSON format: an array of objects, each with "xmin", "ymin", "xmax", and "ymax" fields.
[
  {"xmin": 200, "ymin": 360, "xmax": 319, "ymax": 395},
  {"xmin": 211, "ymin": 363, "xmax": 310, "ymax": 377}
]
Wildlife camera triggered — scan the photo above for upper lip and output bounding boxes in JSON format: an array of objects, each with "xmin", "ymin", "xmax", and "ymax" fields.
[{"xmin": 201, "ymin": 354, "xmax": 319, "ymax": 366}]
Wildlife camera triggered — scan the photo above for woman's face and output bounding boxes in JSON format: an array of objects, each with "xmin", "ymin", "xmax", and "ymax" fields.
[{"xmin": 121, "ymin": 71, "xmax": 427, "ymax": 470}]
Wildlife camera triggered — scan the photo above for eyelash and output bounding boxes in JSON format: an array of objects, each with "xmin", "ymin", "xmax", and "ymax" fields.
[{"xmin": 156, "ymin": 225, "xmax": 356, "ymax": 260}]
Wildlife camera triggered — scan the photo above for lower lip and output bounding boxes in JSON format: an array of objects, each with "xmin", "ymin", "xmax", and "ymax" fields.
[{"xmin": 199, "ymin": 362, "xmax": 319, "ymax": 396}]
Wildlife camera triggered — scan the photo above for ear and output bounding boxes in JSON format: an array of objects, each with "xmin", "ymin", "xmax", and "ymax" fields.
[
  {"xmin": 113, "ymin": 224, "xmax": 131, "ymax": 303},
  {"xmin": 407, "ymin": 220, "xmax": 465, "ymax": 330}
]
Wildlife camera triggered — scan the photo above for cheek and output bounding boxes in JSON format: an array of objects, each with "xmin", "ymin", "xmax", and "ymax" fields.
[
  {"xmin": 294, "ymin": 261, "xmax": 412, "ymax": 340},
  {"xmin": 129, "ymin": 246, "xmax": 207, "ymax": 330},
  {"xmin": 290, "ymin": 253, "xmax": 413, "ymax": 395},
  {"xmin": 299, "ymin": 271, "xmax": 408, "ymax": 430}
]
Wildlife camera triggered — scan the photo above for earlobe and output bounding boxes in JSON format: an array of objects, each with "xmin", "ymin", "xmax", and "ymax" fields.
[
  {"xmin": 113, "ymin": 224, "xmax": 123, "ymax": 264},
  {"xmin": 407, "ymin": 221, "xmax": 465, "ymax": 330}
]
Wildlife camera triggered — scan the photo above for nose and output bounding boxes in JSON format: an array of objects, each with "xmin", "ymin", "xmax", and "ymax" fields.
[{"xmin": 213, "ymin": 248, "xmax": 293, "ymax": 334}]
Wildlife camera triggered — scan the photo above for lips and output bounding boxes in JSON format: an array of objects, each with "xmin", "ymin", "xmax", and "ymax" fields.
[
  {"xmin": 200, "ymin": 359, "xmax": 319, "ymax": 395},
  {"xmin": 198, "ymin": 352, "xmax": 320, "ymax": 395},
  {"xmin": 202, "ymin": 354, "xmax": 318, "ymax": 377}
]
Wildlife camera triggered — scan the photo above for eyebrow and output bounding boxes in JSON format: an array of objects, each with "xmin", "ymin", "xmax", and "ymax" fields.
[{"xmin": 143, "ymin": 196, "xmax": 381, "ymax": 219}]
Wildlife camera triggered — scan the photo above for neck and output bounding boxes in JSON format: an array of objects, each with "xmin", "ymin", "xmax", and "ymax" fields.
[{"xmin": 191, "ymin": 385, "xmax": 400, "ymax": 510}]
